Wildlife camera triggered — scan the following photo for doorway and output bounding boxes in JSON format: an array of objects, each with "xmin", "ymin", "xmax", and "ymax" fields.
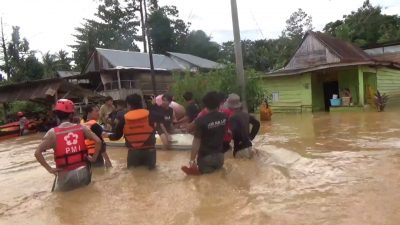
[{"xmin": 323, "ymin": 81, "xmax": 339, "ymax": 111}]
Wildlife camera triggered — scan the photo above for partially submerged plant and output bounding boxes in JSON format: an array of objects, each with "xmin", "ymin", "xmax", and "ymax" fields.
[{"xmin": 374, "ymin": 90, "xmax": 389, "ymax": 112}]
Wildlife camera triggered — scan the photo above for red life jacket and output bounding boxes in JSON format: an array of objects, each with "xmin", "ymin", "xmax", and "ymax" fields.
[
  {"xmin": 83, "ymin": 120, "xmax": 97, "ymax": 155},
  {"xmin": 123, "ymin": 109, "xmax": 155, "ymax": 150},
  {"xmin": 54, "ymin": 124, "xmax": 88, "ymax": 171}
]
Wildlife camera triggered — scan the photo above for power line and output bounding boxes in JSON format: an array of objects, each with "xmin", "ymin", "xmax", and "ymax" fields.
[{"xmin": 249, "ymin": 9, "xmax": 265, "ymax": 39}]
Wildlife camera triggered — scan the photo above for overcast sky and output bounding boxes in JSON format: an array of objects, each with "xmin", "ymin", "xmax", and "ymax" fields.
[{"xmin": 0, "ymin": 0, "xmax": 399, "ymax": 55}]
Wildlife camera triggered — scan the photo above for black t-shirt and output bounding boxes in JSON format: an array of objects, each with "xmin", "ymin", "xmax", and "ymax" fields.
[
  {"xmin": 90, "ymin": 123, "xmax": 104, "ymax": 143},
  {"xmin": 194, "ymin": 111, "xmax": 227, "ymax": 157},
  {"xmin": 229, "ymin": 111, "xmax": 260, "ymax": 152},
  {"xmin": 186, "ymin": 102, "xmax": 200, "ymax": 123},
  {"xmin": 150, "ymin": 105, "xmax": 174, "ymax": 132}
]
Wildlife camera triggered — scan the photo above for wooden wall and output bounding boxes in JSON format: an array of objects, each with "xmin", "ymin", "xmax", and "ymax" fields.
[
  {"xmin": 286, "ymin": 35, "xmax": 340, "ymax": 70},
  {"xmin": 262, "ymin": 73, "xmax": 312, "ymax": 112}
]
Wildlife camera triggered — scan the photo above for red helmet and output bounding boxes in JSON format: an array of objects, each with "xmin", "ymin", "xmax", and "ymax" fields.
[
  {"xmin": 17, "ymin": 112, "xmax": 24, "ymax": 117},
  {"xmin": 54, "ymin": 99, "xmax": 75, "ymax": 113}
]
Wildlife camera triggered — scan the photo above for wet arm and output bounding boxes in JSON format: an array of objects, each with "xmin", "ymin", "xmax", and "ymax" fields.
[
  {"xmin": 190, "ymin": 137, "xmax": 200, "ymax": 161},
  {"xmin": 108, "ymin": 116, "xmax": 124, "ymax": 140},
  {"xmin": 34, "ymin": 132, "xmax": 55, "ymax": 173},
  {"xmin": 102, "ymin": 151, "xmax": 112, "ymax": 168},
  {"xmin": 249, "ymin": 116, "xmax": 260, "ymax": 140},
  {"xmin": 229, "ymin": 117, "xmax": 241, "ymax": 140}
]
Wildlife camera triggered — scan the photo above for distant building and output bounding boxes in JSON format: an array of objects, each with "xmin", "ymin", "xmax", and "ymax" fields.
[
  {"xmin": 363, "ymin": 41, "xmax": 400, "ymax": 64},
  {"xmin": 79, "ymin": 48, "xmax": 222, "ymax": 100},
  {"xmin": 261, "ymin": 31, "xmax": 400, "ymax": 112}
]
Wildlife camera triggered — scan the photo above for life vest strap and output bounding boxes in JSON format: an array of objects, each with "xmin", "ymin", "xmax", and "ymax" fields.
[
  {"xmin": 55, "ymin": 127, "xmax": 84, "ymax": 135},
  {"xmin": 55, "ymin": 149, "xmax": 88, "ymax": 168},
  {"xmin": 128, "ymin": 145, "xmax": 154, "ymax": 150},
  {"xmin": 124, "ymin": 131, "xmax": 154, "ymax": 136}
]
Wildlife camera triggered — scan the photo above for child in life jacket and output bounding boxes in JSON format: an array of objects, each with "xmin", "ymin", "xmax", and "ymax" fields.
[
  {"xmin": 34, "ymin": 99, "xmax": 102, "ymax": 192},
  {"xmin": 83, "ymin": 105, "xmax": 112, "ymax": 168}
]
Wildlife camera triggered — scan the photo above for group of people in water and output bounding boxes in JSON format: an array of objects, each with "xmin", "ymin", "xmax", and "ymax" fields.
[{"xmin": 34, "ymin": 91, "xmax": 272, "ymax": 191}]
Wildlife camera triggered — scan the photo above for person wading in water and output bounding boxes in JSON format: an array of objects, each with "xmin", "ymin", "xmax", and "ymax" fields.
[
  {"xmin": 182, "ymin": 91, "xmax": 227, "ymax": 175},
  {"xmin": 35, "ymin": 99, "xmax": 102, "ymax": 191},
  {"xmin": 104, "ymin": 94, "xmax": 160, "ymax": 169},
  {"xmin": 82, "ymin": 105, "xmax": 112, "ymax": 168}
]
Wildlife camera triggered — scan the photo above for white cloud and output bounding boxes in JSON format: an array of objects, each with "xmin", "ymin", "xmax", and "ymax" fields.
[{"xmin": 0, "ymin": 0, "xmax": 398, "ymax": 55}]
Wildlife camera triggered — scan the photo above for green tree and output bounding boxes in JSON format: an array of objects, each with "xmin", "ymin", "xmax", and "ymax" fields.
[
  {"xmin": 171, "ymin": 65, "xmax": 265, "ymax": 112},
  {"xmin": 181, "ymin": 30, "xmax": 220, "ymax": 61},
  {"xmin": 283, "ymin": 8, "xmax": 313, "ymax": 40},
  {"xmin": 41, "ymin": 50, "xmax": 72, "ymax": 78},
  {"xmin": 13, "ymin": 54, "xmax": 44, "ymax": 82},
  {"xmin": 56, "ymin": 50, "xmax": 72, "ymax": 71},
  {"xmin": 71, "ymin": 0, "xmax": 141, "ymax": 72},
  {"xmin": 5, "ymin": 26, "xmax": 44, "ymax": 82},
  {"xmin": 42, "ymin": 51, "xmax": 57, "ymax": 78},
  {"xmin": 323, "ymin": 0, "xmax": 400, "ymax": 46},
  {"xmin": 147, "ymin": 5, "xmax": 190, "ymax": 54},
  {"xmin": 219, "ymin": 9, "xmax": 313, "ymax": 72}
]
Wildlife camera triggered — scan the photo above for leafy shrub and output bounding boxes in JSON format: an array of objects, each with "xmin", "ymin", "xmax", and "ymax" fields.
[{"xmin": 171, "ymin": 65, "xmax": 267, "ymax": 112}]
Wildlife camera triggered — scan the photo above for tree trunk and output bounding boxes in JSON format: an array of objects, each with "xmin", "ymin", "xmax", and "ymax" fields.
[{"xmin": 1, "ymin": 18, "xmax": 10, "ymax": 80}]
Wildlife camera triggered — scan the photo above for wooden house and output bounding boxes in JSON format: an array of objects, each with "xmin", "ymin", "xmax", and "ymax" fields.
[
  {"xmin": 261, "ymin": 31, "xmax": 400, "ymax": 112},
  {"xmin": 80, "ymin": 48, "xmax": 222, "ymax": 100}
]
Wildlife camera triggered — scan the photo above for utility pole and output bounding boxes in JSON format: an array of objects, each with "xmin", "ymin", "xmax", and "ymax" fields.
[
  {"xmin": 143, "ymin": 0, "xmax": 157, "ymax": 96},
  {"xmin": 230, "ymin": 0, "xmax": 247, "ymax": 112},
  {"xmin": 138, "ymin": 0, "xmax": 148, "ymax": 53},
  {"xmin": 1, "ymin": 17, "xmax": 10, "ymax": 80}
]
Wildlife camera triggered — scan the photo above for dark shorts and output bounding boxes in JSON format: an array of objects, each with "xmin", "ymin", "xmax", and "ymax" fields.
[
  {"xmin": 197, "ymin": 153, "xmax": 224, "ymax": 174},
  {"xmin": 127, "ymin": 149, "xmax": 156, "ymax": 170},
  {"xmin": 55, "ymin": 166, "xmax": 91, "ymax": 192}
]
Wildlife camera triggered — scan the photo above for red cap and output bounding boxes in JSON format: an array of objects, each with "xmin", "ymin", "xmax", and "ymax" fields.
[
  {"xmin": 54, "ymin": 99, "xmax": 75, "ymax": 113},
  {"xmin": 17, "ymin": 112, "xmax": 24, "ymax": 117}
]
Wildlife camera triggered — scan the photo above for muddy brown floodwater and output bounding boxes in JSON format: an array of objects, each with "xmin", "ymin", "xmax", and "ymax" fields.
[{"xmin": 1, "ymin": 111, "xmax": 400, "ymax": 225}]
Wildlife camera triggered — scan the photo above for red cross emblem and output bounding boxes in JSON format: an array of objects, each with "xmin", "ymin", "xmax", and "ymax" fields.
[{"xmin": 64, "ymin": 132, "xmax": 79, "ymax": 146}]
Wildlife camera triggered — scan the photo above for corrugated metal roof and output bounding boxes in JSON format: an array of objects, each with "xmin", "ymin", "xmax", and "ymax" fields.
[
  {"xmin": 310, "ymin": 31, "xmax": 372, "ymax": 63},
  {"xmin": 96, "ymin": 48, "xmax": 184, "ymax": 71},
  {"xmin": 56, "ymin": 71, "xmax": 80, "ymax": 78},
  {"xmin": 373, "ymin": 53, "xmax": 400, "ymax": 64},
  {"xmin": 0, "ymin": 78, "xmax": 101, "ymax": 103},
  {"xmin": 167, "ymin": 52, "xmax": 221, "ymax": 69}
]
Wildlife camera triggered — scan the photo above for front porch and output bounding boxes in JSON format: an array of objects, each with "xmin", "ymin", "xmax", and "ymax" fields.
[{"xmin": 311, "ymin": 66, "xmax": 376, "ymax": 112}]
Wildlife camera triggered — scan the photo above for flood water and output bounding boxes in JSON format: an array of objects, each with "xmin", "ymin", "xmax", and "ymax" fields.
[{"xmin": 1, "ymin": 111, "xmax": 400, "ymax": 225}]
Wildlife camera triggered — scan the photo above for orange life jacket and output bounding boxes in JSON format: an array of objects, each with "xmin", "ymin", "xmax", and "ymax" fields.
[
  {"xmin": 260, "ymin": 105, "xmax": 272, "ymax": 121},
  {"xmin": 83, "ymin": 120, "xmax": 97, "ymax": 155},
  {"xmin": 54, "ymin": 124, "xmax": 88, "ymax": 171},
  {"xmin": 123, "ymin": 109, "xmax": 155, "ymax": 150}
]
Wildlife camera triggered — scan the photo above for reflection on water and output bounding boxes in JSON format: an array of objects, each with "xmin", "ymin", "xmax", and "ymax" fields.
[{"xmin": 1, "ymin": 112, "xmax": 400, "ymax": 225}]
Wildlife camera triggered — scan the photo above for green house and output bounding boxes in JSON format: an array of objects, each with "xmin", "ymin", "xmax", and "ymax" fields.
[{"xmin": 262, "ymin": 31, "xmax": 400, "ymax": 112}]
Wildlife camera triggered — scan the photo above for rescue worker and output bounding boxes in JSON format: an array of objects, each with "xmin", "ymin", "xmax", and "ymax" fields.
[
  {"xmin": 83, "ymin": 105, "xmax": 112, "ymax": 168},
  {"xmin": 104, "ymin": 94, "xmax": 159, "ymax": 169},
  {"xmin": 151, "ymin": 93, "xmax": 177, "ymax": 150},
  {"xmin": 227, "ymin": 93, "xmax": 260, "ymax": 159},
  {"xmin": 186, "ymin": 92, "xmax": 233, "ymax": 152},
  {"xmin": 181, "ymin": 91, "xmax": 228, "ymax": 175},
  {"xmin": 34, "ymin": 99, "xmax": 102, "ymax": 192},
  {"xmin": 17, "ymin": 112, "xmax": 28, "ymax": 136}
]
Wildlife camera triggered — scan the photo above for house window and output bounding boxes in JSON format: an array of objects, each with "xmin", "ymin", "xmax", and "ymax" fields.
[{"xmin": 272, "ymin": 92, "xmax": 279, "ymax": 102}]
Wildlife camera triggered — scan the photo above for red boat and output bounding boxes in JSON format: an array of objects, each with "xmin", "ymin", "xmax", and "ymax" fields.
[{"xmin": 0, "ymin": 121, "xmax": 37, "ymax": 141}]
